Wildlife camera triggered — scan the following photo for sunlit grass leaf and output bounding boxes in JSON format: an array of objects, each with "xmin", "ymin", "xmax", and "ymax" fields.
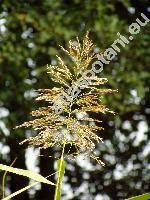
[
  {"xmin": 54, "ymin": 159, "xmax": 66, "ymax": 200},
  {"xmin": 0, "ymin": 164, "xmax": 55, "ymax": 185},
  {"xmin": 126, "ymin": 193, "xmax": 150, "ymax": 200},
  {"xmin": 2, "ymin": 182, "xmax": 37, "ymax": 200}
]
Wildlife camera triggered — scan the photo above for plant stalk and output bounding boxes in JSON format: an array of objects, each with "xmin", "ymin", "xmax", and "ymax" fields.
[{"xmin": 54, "ymin": 142, "xmax": 66, "ymax": 200}]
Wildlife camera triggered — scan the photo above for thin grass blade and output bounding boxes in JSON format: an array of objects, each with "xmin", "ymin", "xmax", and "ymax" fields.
[
  {"xmin": 126, "ymin": 193, "xmax": 150, "ymax": 200},
  {"xmin": 0, "ymin": 164, "xmax": 55, "ymax": 185},
  {"xmin": 54, "ymin": 159, "xmax": 65, "ymax": 200},
  {"xmin": 2, "ymin": 182, "xmax": 38, "ymax": 200}
]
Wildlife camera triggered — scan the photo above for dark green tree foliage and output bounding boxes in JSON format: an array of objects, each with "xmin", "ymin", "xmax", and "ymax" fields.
[{"xmin": 0, "ymin": 0, "xmax": 149, "ymax": 199}]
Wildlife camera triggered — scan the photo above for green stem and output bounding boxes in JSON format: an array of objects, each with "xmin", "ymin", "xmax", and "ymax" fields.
[
  {"xmin": 54, "ymin": 105, "xmax": 71, "ymax": 200},
  {"xmin": 54, "ymin": 142, "xmax": 66, "ymax": 200}
]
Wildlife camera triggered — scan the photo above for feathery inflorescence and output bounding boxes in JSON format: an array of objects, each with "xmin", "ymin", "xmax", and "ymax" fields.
[{"xmin": 16, "ymin": 32, "xmax": 117, "ymax": 165}]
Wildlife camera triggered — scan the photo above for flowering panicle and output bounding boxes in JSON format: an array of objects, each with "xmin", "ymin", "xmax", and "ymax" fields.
[{"xmin": 16, "ymin": 32, "xmax": 117, "ymax": 164}]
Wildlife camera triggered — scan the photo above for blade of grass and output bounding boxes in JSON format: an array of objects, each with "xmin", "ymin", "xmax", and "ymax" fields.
[
  {"xmin": 0, "ymin": 164, "xmax": 55, "ymax": 185},
  {"xmin": 2, "ymin": 171, "xmax": 57, "ymax": 200},
  {"xmin": 2, "ymin": 182, "xmax": 38, "ymax": 200},
  {"xmin": 2, "ymin": 158, "xmax": 17, "ymax": 198},
  {"xmin": 54, "ymin": 143, "xmax": 66, "ymax": 200},
  {"xmin": 126, "ymin": 193, "xmax": 150, "ymax": 200}
]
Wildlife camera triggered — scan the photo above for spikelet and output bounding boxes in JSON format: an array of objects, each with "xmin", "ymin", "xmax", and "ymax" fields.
[{"xmin": 16, "ymin": 32, "xmax": 117, "ymax": 165}]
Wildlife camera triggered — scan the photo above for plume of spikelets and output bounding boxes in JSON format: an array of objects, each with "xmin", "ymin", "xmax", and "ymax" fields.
[{"xmin": 16, "ymin": 32, "xmax": 117, "ymax": 165}]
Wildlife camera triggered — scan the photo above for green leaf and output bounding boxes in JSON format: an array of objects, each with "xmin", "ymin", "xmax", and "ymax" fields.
[
  {"xmin": 126, "ymin": 193, "xmax": 150, "ymax": 200},
  {"xmin": 3, "ymin": 182, "xmax": 37, "ymax": 200},
  {"xmin": 0, "ymin": 164, "xmax": 55, "ymax": 185},
  {"xmin": 54, "ymin": 158, "xmax": 66, "ymax": 200}
]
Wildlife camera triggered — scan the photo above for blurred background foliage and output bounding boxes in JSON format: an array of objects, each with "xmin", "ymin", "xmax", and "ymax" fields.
[{"xmin": 0, "ymin": 0, "xmax": 149, "ymax": 200}]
